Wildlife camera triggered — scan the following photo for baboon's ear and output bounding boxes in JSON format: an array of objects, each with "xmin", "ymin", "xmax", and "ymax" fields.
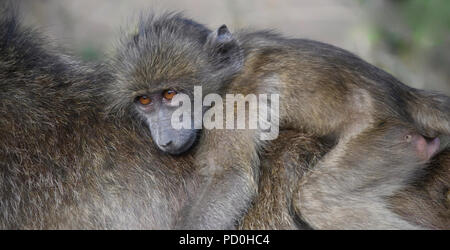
[{"xmin": 205, "ymin": 25, "xmax": 243, "ymax": 77}]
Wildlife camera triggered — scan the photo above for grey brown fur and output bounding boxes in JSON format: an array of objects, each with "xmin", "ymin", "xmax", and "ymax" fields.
[
  {"xmin": 1, "ymin": 7, "xmax": 449, "ymax": 229},
  {"xmin": 0, "ymin": 7, "xmax": 201, "ymax": 229},
  {"xmin": 238, "ymin": 130, "xmax": 327, "ymax": 229},
  {"xmin": 0, "ymin": 6, "xmax": 314, "ymax": 230},
  {"xmin": 390, "ymin": 147, "xmax": 450, "ymax": 229},
  {"xmin": 114, "ymin": 13, "xmax": 450, "ymax": 229},
  {"xmin": 240, "ymin": 130, "xmax": 450, "ymax": 229},
  {"xmin": 294, "ymin": 122, "xmax": 441, "ymax": 229}
]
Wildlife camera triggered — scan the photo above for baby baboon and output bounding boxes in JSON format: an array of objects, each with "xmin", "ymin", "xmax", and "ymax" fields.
[
  {"xmin": 113, "ymin": 13, "xmax": 450, "ymax": 229},
  {"xmin": 2, "ymin": 6, "xmax": 447, "ymax": 229}
]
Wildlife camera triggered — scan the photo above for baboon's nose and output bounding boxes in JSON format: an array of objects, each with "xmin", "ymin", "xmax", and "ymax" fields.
[{"xmin": 160, "ymin": 140, "xmax": 172, "ymax": 148}]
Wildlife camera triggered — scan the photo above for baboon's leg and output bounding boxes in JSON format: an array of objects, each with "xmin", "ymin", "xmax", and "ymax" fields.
[
  {"xmin": 239, "ymin": 131, "xmax": 327, "ymax": 229},
  {"xmin": 295, "ymin": 124, "xmax": 437, "ymax": 229},
  {"xmin": 389, "ymin": 148, "xmax": 450, "ymax": 229}
]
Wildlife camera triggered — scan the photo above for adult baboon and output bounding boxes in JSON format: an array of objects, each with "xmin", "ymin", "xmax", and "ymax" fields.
[{"xmin": 112, "ymin": 13, "xmax": 449, "ymax": 229}]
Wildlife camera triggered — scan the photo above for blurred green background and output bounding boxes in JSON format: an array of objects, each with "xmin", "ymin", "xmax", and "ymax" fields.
[{"xmin": 19, "ymin": 0, "xmax": 449, "ymax": 94}]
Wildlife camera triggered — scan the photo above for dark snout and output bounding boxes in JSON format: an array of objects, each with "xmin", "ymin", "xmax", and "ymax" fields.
[{"xmin": 150, "ymin": 120, "xmax": 197, "ymax": 155}]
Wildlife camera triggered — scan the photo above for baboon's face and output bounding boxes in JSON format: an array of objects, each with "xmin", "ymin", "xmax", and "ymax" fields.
[
  {"xmin": 112, "ymin": 16, "xmax": 242, "ymax": 155},
  {"xmin": 132, "ymin": 25, "xmax": 242, "ymax": 155},
  {"xmin": 120, "ymin": 41, "xmax": 207, "ymax": 155},
  {"xmin": 134, "ymin": 89, "xmax": 198, "ymax": 155}
]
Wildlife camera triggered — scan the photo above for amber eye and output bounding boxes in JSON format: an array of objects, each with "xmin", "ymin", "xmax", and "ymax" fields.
[
  {"xmin": 163, "ymin": 90, "xmax": 177, "ymax": 100},
  {"xmin": 138, "ymin": 95, "xmax": 152, "ymax": 105}
]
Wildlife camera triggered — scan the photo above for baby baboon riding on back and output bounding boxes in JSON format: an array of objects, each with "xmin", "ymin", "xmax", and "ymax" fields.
[
  {"xmin": 0, "ymin": 3, "xmax": 448, "ymax": 229},
  {"xmin": 111, "ymin": 13, "xmax": 449, "ymax": 229}
]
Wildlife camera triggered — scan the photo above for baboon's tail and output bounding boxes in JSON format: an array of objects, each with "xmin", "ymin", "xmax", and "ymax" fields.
[{"xmin": 406, "ymin": 89, "xmax": 450, "ymax": 137}]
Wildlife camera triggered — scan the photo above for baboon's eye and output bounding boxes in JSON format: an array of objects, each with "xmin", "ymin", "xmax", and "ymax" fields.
[
  {"xmin": 163, "ymin": 90, "xmax": 177, "ymax": 100},
  {"xmin": 138, "ymin": 95, "xmax": 152, "ymax": 105}
]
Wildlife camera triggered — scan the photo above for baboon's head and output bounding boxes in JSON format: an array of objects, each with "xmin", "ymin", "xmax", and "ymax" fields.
[{"xmin": 108, "ymin": 13, "xmax": 243, "ymax": 155}]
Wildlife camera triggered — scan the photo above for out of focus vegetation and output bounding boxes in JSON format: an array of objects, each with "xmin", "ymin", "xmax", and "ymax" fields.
[
  {"xmin": 364, "ymin": 0, "xmax": 449, "ymax": 53},
  {"xmin": 21, "ymin": 0, "xmax": 449, "ymax": 93},
  {"xmin": 360, "ymin": 0, "xmax": 449, "ymax": 93}
]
